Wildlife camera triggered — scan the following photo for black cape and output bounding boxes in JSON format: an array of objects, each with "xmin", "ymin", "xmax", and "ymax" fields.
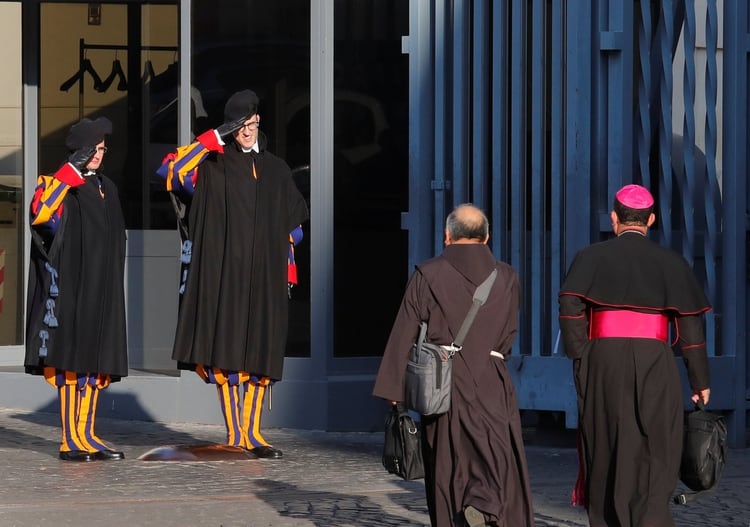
[
  {"xmin": 559, "ymin": 231, "xmax": 710, "ymax": 316},
  {"xmin": 374, "ymin": 244, "xmax": 534, "ymax": 527},
  {"xmin": 172, "ymin": 136, "xmax": 309, "ymax": 379},
  {"xmin": 559, "ymin": 231, "xmax": 711, "ymax": 526},
  {"xmin": 25, "ymin": 174, "xmax": 128, "ymax": 378}
]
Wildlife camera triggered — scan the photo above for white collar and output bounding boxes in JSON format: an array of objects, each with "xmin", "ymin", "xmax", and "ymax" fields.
[
  {"xmin": 617, "ymin": 229, "xmax": 647, "ymax": 237},
  {"xmin": 241, "ymin": 142, "xmax": 259, "ymax": 153}
]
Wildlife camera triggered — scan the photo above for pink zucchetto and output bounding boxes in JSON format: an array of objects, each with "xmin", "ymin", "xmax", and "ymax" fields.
[{"xmin": 615, "ymin": 184, "xmax": 654, "ymax": 209}]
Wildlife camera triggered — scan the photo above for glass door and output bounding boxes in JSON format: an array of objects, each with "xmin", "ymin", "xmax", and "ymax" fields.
[
  {"xmin": 0, "ymin": 2, "xmax": 23, "ymax": 348},
  {"xmin": 39, "ymin": 3, "xmax": 178, "ymax": 231},
  {"xmin": 191, "ymin": 0, "xmax": 312, "ymax": 357}
]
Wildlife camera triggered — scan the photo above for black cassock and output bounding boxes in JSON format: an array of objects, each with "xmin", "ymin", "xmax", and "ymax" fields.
[
  {"xmin": 559, "ymin": 231, "xmax": 710, "ymax": 527},
  {"xmin": 172, "ymin": 139, "xmax": 309, "ymax": 379}
]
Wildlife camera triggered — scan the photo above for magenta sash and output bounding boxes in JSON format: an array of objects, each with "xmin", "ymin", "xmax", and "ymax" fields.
[{"xmin": 589, "ymin": 310, "xmax": 668, "ymax": 342}]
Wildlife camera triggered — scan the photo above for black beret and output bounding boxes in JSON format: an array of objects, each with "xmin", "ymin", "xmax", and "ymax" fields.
[
  {"xmin": 223, "ymin": 89, "xmax": 259, "ymax": 124},
  {"xmin": 65, "ymin": 117, "xmax": 113, "ymax": 151}
]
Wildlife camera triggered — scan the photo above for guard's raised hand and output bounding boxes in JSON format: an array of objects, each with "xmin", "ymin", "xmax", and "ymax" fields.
[
  {"xmin": 68, "ymin": 145, "xmax": 97, "ymax": 172},
  {"xmin": 216, "ymin": 115, "xmax": 249, "ymax": 138}
]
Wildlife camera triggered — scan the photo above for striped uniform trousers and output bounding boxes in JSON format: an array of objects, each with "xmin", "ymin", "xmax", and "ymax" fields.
[
  {"xmin": 196, "ymin": 366, "xmax": 273, "ymax": 449},
  {"xmin": 45, "ymin": 367, "xmax": 112, "ymax": 453}
]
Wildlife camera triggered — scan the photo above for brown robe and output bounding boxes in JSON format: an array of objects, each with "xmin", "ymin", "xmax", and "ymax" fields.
[{"xmin": 373, "ymin": 243, "xmax": 534, "ymax": 527}]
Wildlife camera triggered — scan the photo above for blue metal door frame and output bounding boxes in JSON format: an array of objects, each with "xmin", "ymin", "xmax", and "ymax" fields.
[
  {"xmin": 405, "ymin": 0, "xmax": 748, "ymax": 447},
  {"xmin": 721, "ymin": 0, "xmax": 748, "ymax": 449}
]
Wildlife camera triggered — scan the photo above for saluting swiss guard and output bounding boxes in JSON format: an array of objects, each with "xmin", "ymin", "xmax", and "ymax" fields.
[
  {"xmin": 25, "ymin": 117, "xmax": 128, "ymax": 462},
  {"xmin": 157, "ymin": 89, "xmax": 308, "ymax": 459}
]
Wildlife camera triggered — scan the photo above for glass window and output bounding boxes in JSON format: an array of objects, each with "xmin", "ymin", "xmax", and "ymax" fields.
[
  {"xmin": 191, "ymin": 1, "xmax": 312, "ymax": 357},
  {"xmin": 39, "ymin": 3, "xmax": 178, "ymax": 231},
  {"xmin": 333, "ymin": 0, "xmax": 409, "ymax": 357},
  {"xmin": 0, "ymin": 2, "xmax": 23, "ymax": 346},
  {"xmin": 35, "ymin": 1, "xmax": 408, "ymax": 360},
  {"xmin": 37, "ymin": 3, "xmax": 179, "ymax": 370}
]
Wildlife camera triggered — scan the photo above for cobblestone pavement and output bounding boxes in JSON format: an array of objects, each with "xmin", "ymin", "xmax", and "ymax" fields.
[{"xmin": 0, "ymin": 407, "xmax": 746, "ymax": 526}]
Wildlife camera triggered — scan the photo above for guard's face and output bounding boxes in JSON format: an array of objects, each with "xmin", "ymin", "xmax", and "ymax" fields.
[
  {"xmin": 233, "ymin": 114, "xmax": 260, "ymax": 150},
  {"xmin": 87, "ymin": 140, "xmax": 107, "ymax": 171}
]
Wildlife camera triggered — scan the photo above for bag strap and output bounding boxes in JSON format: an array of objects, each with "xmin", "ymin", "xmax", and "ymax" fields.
[
  {"xmin": 673, "ymin": 487, "xmax": 715, "ymax": 505},
  {"xmin": 453, "ymin": 269, "xmax": 497, "ymax": 347},
  {"xmin": 416, "ymin": 320, "xmax": 428, "ymax": 349}
]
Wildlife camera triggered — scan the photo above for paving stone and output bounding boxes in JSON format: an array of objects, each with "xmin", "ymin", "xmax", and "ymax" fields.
[{"xmin": 0, "ymin": 407, "xmax": 746, "ymax": 526}]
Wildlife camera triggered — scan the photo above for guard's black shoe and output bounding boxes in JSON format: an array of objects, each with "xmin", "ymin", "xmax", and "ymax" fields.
[
  {"xmin": 250, "ymin": 445, "xmax": 283, "ymax": 459},
  {"xmin": 94, "ymin": 449, "xmax": 125, "ymax": 460},
  {"xmin": 59, "ymin": 450, "xmax": 94, "ymax": 462}
]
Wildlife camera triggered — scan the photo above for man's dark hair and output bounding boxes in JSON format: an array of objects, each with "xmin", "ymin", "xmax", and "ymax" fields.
[
  {"xmin": 446, "ymin": 203, "xmax": 489, "ymax": 241},
  {"xmin": 613, "ymin": 199, "xmax": 653, "ymax": 225}
]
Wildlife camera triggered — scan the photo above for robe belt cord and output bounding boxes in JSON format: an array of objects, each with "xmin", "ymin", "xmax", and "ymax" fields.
[{"xmin": 589, "ymin": 310, "xmax": 669, "ymax": 342}]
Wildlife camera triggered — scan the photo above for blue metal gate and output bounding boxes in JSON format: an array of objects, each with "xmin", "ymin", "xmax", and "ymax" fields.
[{"xmin": 404, "ymin": 0, "xmax": 748, "ymax": 446}]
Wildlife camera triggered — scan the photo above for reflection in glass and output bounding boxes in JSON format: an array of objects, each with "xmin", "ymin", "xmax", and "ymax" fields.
[
  {"xmin": 333, "ymin": 0, "xmax": 409, "ymax": 357},
  {"xmin": 0, "ymin": 3, "xmax": 22, "ymax": 345},
  {"xmin": 190, "ymin": 1, "xmax": 312, "ymax": 357}
]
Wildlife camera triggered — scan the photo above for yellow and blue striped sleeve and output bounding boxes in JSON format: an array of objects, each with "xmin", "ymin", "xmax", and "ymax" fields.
[
  {"xmin": 30, "ymin": 174, "xmax": 70, "ymax": 229},
  {"xmin": 156, "ymin": 140, "xmax": 211, "ymax": 197}
]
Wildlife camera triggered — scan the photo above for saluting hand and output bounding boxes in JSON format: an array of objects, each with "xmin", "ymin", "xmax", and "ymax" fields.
[
  {"xmin": 68, "ymin": 145, "xmax": 97, "ymax": 172},
  {"xmin": 216, "ymin": 115, "xmax": 249, "ymax": 138}
]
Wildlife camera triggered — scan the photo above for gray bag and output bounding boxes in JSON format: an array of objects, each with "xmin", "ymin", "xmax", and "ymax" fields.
[
  {"xmin": 404, "ymin": 324, "xmax": 457, "ymax": 415},
  {"xmin": 404, "ymin": 269, "xmax": 497, "ymax": 416}
]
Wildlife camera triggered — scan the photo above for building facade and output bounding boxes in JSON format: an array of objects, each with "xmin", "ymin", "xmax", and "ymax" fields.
[{"xmin": 1, "ymin": 1, "xmax": 747, "ymax": 446}]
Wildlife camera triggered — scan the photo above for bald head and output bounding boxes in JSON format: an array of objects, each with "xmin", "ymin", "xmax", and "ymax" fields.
[{"xmin": 445, "ymin": 204, "xmax": 489, "ymax": 245}]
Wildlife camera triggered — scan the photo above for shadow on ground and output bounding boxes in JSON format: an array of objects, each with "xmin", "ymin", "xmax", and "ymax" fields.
[
  {"xmin": 254, "ymin": 477, "xmax": 428, "ymax": 526},
  {"xmin": 1, "ymin": 394, "xmax": 225, "ymax": 460}
]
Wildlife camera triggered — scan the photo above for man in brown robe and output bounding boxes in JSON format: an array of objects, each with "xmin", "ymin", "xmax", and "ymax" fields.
[
  {"xmin": 558, "ymin": 184, "xmax": 711, "ymax": 527},
  {"xmin": 373, "ymin": 204, "xmax": 534, "ymax": 527}
]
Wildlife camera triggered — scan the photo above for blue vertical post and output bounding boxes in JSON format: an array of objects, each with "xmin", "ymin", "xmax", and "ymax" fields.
[
  {"xmin": 681, "ymin": 0, "xmax": 697, "ymax": 265},
  {"xmin": 471, "ymin": 0, "xmax": 490, "ymax": 208},
  {"xmin": 432, "ymin": 1, "xmax": 447, "ymax": 254},
  {"xmin": 601, "ymin": 0, "xmax": 633, "ymax": 222},
  {"xmin": 657, "ymin": 0, "xmax": 675, "ymax": 247},
  {"xmin": 529, "ymin": 0, "xmax": 545, "ymax": 357},
  {"xmin": 452, "ymin": 0, "xmax": 469, "ymax": 207},
  {"xmin": 490, "ymin": 0, "xmax": 509, "ymax": 259},
  {"xmin": 564, "ymin": 0, "xmax": 593, "ymax": 268},
  {"xmin": 636, "ymin": 1, "xmax": 653, "ymax": 189},
  {"xmin": 702, "ymin": 0, "xmax": 719, "ymax": 353},
  {"xmin": 721, "ymin": 0, "xmax": 748, "ymax": 448},
  {"xmin": 404, "ymin": 0, "xmax": 436, "ymax": 267},
  {"xmin": 550, "ymin": 0, "xmax": 564, "ymax": 355},
  {"xmin": 509, "ymin": 0, "xmax": 526, "ymax": 282}
]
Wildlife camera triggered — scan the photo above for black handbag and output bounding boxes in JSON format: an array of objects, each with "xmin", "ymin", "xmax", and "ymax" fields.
[
  {"xmin": 673, "ymin": 401, "xmax": 728, "ymax": 504},
  {"xmin": 382, "ymin": 402, "xmax": 424, "ymax": 480}
]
